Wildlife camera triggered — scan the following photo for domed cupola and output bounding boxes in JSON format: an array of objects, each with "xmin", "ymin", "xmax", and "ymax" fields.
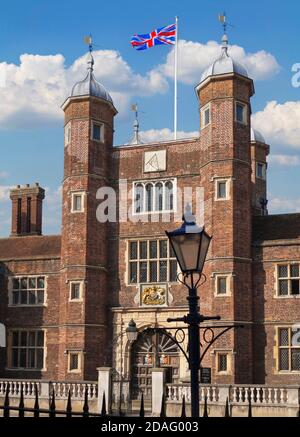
[
  {"xmin": 197, "ymin": 34, "xmax": 249, "ymax": 89},
  {"xmin": 250, "ymin": 128, "xmax": 266, "ymax": 144},
  {"xmin": 62, "ymin": 49, "xmax": 117, "ymax": 115},
  {"xmin": 71, "ymin": 52, "xmax": 114, "ymax": 104}
]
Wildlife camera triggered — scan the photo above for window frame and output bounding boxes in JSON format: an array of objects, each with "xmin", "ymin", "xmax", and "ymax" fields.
[
  {"xmin": 127, "ymin": 238, "xmax": 178, "ymax": 285},
  {"xmin": 256, "ymin": 162, "xmax": 267, "ymax": 180},
  {"xmin": 214, "ymin": 273, "xmax": 232, "ymax": 297},
  {"xmin": 201, "ymin": 103, "xmax": 211, "ymax": 129},
  {"xmin": 65, "ymin": 122, "xmax": 71, "ymax": 145},
  {"xmin": 214, "ymin": 178, "xmax": 230, "ymax": 201},
  {"xmin": 69, "ymin": 281, "xmax": 84, "ymax": 302},
  {"xmin": 7, "ymin": 329, "xmax": 46, "ymax": 371},
  {"xmin": 132, "ymin": 179, "xmax": 177, "ymax": 215},
  {"xmin": 215, "ymin": 350, "xmax": 232, "ymax": 375},
  {"xmin": 71, "ymin": 191, "xmax": 85, "ymax": 213},
  {"xmin": 91, "ymin": 121, "xmax": 104, "ymax": 142},
  {"xmin": 67, "ymin": 351, "xmax": 83, "ymax": 374},
  {"xmin": 276, "ymin": 263, "xmax": 300, "ymax": 298},
  {"xmin": 235, "ymin": 101, "xmax": 248, "ymax": 125},
  {"xmin": 9, "ymin": 276, "xmax": 47, "ymax": 307},
  {"xmin": 276, "ymin": 326, "xmax": 300, "ymax": 373}
]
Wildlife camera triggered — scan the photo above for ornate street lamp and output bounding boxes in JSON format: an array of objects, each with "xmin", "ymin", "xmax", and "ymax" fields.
[
  {"xmin": 166, "ymin": 212, "xmax": 211, "ymax": 275},
  {"xmin": 126, "ymin": 319, "xmax": 138, "ymax": 343},
  {"xmin": 166, "ymin": 209, "xmax": 212, "ymax": 418}
]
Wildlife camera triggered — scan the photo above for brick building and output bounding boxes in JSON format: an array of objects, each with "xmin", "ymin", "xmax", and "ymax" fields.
[{"xmin": 0, "ymin": 33, "xmax": 300, "ymax": 398}]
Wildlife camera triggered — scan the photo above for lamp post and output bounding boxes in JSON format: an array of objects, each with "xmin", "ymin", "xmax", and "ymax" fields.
[
  {"xmin": 165, "ymin": 210, "xmax": 212, "ymax": 418},
  {"xmin": 117, "ymin": 319, "xmax": 138, "ymax": 415},
  {"xmin": 104, "ymin": 319, "xmax": 138, "ymax": 415}
]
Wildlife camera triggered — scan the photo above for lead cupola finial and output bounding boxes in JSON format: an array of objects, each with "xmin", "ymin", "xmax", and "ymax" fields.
[
  {"xmin": 218, "ymin": 12, "xmax": 230, "ymax": 56},
  {"xmin": 84, "ymin": 34, "xmax": 94, "ymax": 71}
]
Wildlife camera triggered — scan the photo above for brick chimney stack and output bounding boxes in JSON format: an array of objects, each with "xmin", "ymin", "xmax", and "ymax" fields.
[{"xmin": 10, "ymin": 183, "xmax": 45, "ymax": 236}]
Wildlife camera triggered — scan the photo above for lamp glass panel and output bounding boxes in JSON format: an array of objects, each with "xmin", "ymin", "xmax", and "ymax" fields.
[
  {"xmin": 197, "ymin": 233, "xmax": 211, "ymax": 272},
  {"xmin": 170, "ymin": 233, "xmax": 201, "ymax": 272}
]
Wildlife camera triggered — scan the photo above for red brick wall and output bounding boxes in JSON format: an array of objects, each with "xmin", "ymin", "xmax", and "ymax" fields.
[
  {"xmin": 253, "ymin": 242, "xmax": 300, "ymax": 384},
  {"xmin": 197, "ymin": 74, "xmax": 254, "ymax": 383}
]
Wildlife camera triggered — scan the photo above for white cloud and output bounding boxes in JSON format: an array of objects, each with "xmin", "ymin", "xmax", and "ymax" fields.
[
  {"xmin": 269, "ymin": 196, "xmax": 300, "ymax": 214},
  {"xmin": 0, "ymin": 50, "xmax": 168, "ymax": 128},
  {"xmin": 140, "ymin": 128, "xmax": 198, "ymax": 143},
  {"xmin": 269, "ymin": 154, "xmax": 300, "ymax": 166},
  {"xmin": 43, "ymin": 186, "xmax": 62, "ymax": 229},
  {"xmin": 158, "ymin": 39, "xmax": 280, "ymax": 85},
  {"xmin": 0, "ymin": 185, "xmax": 11, "ymax": 201},
  {"xmin": 252, "ymin": 101, "xmax": 300, "ymax": 148},
  {"xmin": 0, "ymin": 171, "xmax": 9, "ymax": 180},
  {"xmin": 0, "ymin": 38, "xmax": 279, "ymax": 129}
]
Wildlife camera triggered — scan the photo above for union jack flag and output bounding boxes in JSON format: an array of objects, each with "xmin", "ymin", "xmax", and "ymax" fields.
[{"xmin": 131, "ymin": 23, "xmax": 176, "ymax": 51}]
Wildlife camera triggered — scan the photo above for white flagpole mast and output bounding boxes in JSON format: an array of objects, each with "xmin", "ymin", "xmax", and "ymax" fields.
[{"xmin": 174, "ymin": 16, "xmax": 178, "ymax": 140}]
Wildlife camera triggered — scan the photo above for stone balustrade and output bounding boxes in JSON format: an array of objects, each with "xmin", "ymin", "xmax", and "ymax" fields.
[
  {"xmin": 166, "ymin": 383, "xmax": 298, "ymax": 407},
  {"xmin": 0, "ymin": 379, "xmax": 97, "ymax": 400},
  {"xmin": 50, "ymin": 381, "xmax": 98, "ymax": 400},
  {"xmin": 0, "ymin": 379, "xmax": 41, "ymax": 397}
]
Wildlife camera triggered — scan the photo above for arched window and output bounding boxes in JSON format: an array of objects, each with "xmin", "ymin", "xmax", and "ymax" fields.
[
  {"xmin": 165, "ymin": 181, "xmax": 173, "ymax": 211},
  {"xmin": 155, "ymin": 182, "xmax": 163, "ymax": 212},
  {"xmin": 145, "ymin": 184, "xmax": 153, "ymax": 212},
  {"xmin": 134, "ymin": 183, "xmax": 144, "ymax": 213},
  {"xmin": 133, "ymin": 179, "xmax": 175, "ymax": 214}
]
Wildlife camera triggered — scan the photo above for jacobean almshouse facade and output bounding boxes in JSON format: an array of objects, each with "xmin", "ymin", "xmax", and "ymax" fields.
[{"xmin": 0, "ymin": 35, "xmax": 300, "ymax": 398}]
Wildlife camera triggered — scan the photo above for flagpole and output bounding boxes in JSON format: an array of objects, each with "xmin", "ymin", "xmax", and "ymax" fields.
[{"xmin": 174, "ymin": 16, "xmax": 178, "ymax": 140}]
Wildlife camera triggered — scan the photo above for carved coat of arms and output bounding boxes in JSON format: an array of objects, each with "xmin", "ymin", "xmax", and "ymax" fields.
[{"xmin": 141, "ymin": 285, "xmax": 166, "ymax": 306}]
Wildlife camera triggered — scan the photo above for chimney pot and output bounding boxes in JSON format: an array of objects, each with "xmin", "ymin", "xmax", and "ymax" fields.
[{"xmin": 10, "ymin": 183, "xmax": 45, "ymax": 237}]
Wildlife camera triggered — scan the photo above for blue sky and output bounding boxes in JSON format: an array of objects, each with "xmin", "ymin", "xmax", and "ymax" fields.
[{"xmin": 0, "ymin": 0, "xmax": 300, "ymax": 236}]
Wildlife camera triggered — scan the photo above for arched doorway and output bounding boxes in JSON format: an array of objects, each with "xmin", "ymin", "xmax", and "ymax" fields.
[{"xmin": 131, "ymin": 330, "xmax": 180, "ymax": 400}]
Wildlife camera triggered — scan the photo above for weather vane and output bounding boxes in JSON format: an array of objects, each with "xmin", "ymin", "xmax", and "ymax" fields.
[
  {"xmin": 128, "ymin": 103, "xmax": 143, "ymax": 145},
  {"xmin": 84, "ymin": 34, "xmax": 95, "ymax": 70},
  {"xmin": 218, "ymin": 12, "xmax": 227, "ymax": 34},
  {"xmin": 84, "ymin": 34, "xmax": 94, "ymax": 54},
  {"xmin": 218, "ymin": 12, "xmax": 235, "ymax": 36}
]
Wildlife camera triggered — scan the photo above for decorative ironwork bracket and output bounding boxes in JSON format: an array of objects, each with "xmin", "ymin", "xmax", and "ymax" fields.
[{"xmin": 143, "ymin": 323, "xmax": 244, "ymax": 368}]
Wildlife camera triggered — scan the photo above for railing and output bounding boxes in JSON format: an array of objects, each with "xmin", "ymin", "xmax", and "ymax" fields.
[
  {"xmin": 0, "ymin": 380, "xmax": 41, "ymax": 397},
  {"xmin": 167, "ymin": 384, "xmax": 220, "ymax": 403},
  {"xmin": 51, "ymin": 381, "xmax": 98, "ymax": 400},
  {"xmin": 231, "ymin": 385, "xmax": 288, "ymax": 405},
  {"xmin": 0, "ymin": 379, "xmax": 97, "ymax": 400},
  {"xmin": 166, "ymin": 384, "xmax": 297, "ymax": 406}
]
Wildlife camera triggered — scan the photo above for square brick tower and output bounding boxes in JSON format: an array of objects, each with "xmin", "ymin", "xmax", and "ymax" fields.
[
  {"xmin": 59, "ymin": 53, "xmax": 117, "ymax": 380},
  {"xmin": 197, "ymin": 35, "xmax": 255, "ymax": 383}
]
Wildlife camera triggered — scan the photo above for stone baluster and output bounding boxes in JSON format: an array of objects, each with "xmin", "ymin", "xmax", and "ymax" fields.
[
  {"xmin": 93, "ymin": 383, "xmax": 97, "ymax": 399},
  {"xmin": 261, "ymin": 387, "xmax": 266, "ymax": 404},
  {"xmin": 232, "ymin": 387, "xmax": 238, "ymax": 403},
  {"xmin": 212, "ymin": 386, "xmax": 217, "ymax": 402},
  {"xmin": 280, "ymin": 388, "xmax": 285, "ymax": 404},
  {"xmin": 178, "ymin": 385, "xmax": 183, "ymax": 402},
  {"xmin": 250, "ymin": 387, "xmax": 255, "ymax": 403},
  {"xmin": 267, "ymin": 387, "xmax": 272, "ymax": 403},
  {"xmin": 274, "ymin": 388, "xmax": 279, "ymax": 404},
  {"xmin": 166, "ymin": 385, "xmax": 171, "ymax": 400}
]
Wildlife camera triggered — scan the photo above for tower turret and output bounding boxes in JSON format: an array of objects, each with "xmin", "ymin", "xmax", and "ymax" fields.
[
  {"xmin": 58, "ymin": 48, "xmax": 117, "ymax": 380},
  {"xmin": 196, "ymin": 29, "xmax": 255, "ymax": 383}
]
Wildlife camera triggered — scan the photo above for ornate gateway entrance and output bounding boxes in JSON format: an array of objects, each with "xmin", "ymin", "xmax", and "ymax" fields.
[{"xmin": 131, "ymin": 330, "xmax": 180, "ymax": 400}]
